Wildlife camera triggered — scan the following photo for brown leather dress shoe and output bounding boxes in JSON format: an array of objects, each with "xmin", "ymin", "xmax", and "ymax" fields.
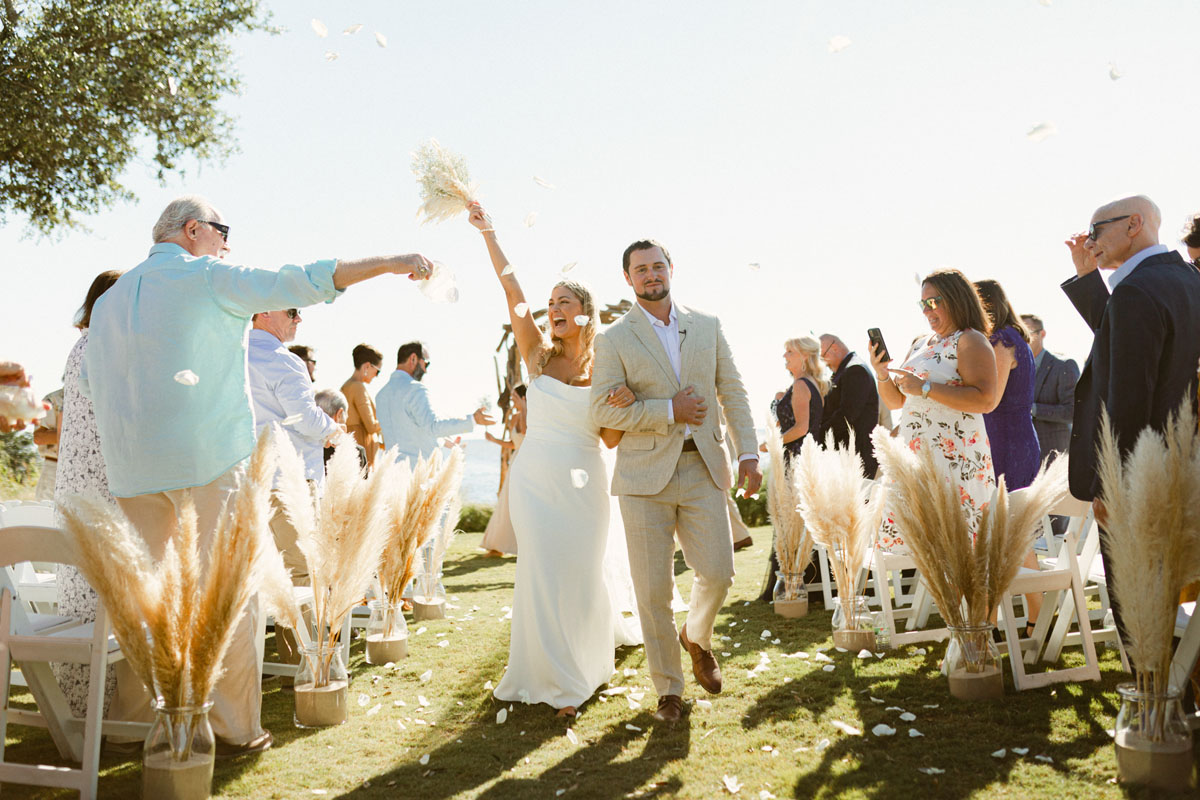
[
  {"xmin": 679, "ymin": 624, "xmax": 722, "ymax": 694},
  {"xmin": 652, "ymin": 694, "xmax": 683, "ymax": 723},
  {"xmin": 733, "ymin": 535, "xmax": 753, "ymax": 551},
  {"xmin": 215, "ymin": 730, "xmax": 273, "ymax": 760}
]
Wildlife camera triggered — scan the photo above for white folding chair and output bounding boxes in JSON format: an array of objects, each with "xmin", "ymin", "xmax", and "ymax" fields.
[
  {"xmin": 1170, "ymin": 602, "xmax": 1200, "ymax": 731},
  {"xmin": 868, "ymin": 547, "xmax": 948, "ymax": 646},
  {"xmin": 0, "ymin": 501, "xmax": 59, "ymax": 614},
  {"xmin": 258, "ymin": 587, "xmax": 351, "ymax": 678},
  {"xmin": 0, "ymin": 524, "xmax": 150, "ymax": 800},
  {"xmin": 996, "ymin": 494, "xmax": 1101, "ymax": 691}
]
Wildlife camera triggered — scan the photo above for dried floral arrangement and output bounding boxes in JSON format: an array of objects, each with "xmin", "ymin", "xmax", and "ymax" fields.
[
  {"xmin": 411, "ymin": 139, "xmax": 479, "ymax": 224},
  {"xmin": 764, "ymin": 424, "xmax": 815, "ymax": 593}
]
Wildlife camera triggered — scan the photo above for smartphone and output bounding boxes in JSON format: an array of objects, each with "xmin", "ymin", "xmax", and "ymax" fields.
[{"xmin": 867, "ymin": 328, "xmax": 890, "ymax": 362}]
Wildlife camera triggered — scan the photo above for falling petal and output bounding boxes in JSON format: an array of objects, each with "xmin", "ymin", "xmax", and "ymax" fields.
[
  {"xmin": 566, "ymin": 728, "xmax": 579, "ymax": 745},
  {"xmin": 367, "ymin": 703, "xmax": 382, "ymax": 716},
  {"xmin": 419, "ymin": 670, "xmax": 432, "ymax": 683},
  {"xmin": 501, "ymin": 265, "xmax": 515, "ymax": 276},
  {"xmin": 1038, "ymin": 0, "xmax": 1051, "ymax": 6},
  {"xmin": 524, "ymin": 212, "xmax": 538, "ymax": 228},
  {"xmin": 856, "ymin": 649, "xmax": 873, "ymax": 659},
  {"xmin": 484, "ymin": 680, "xmax": 494, "ymax": 690},
  {"xmin": 625, "ymin": 723, "xmax": 642, "ymax": 731},
  {"xmin": 570, "ymin": 468, "xmax": 589, "ymax": 488},
  {"xmin": 917, "ymin": 767, "xmax": 945, "ymax": 775},
  {"xmin": 496, "ymin": 708, "xmax": 507, "ymax": 724},
  {"xmin": 822, "ymin": 664, "xmax": 835, "ymax": 672},
  {"xmin": 909, "ymin": 728, "xmax": 924, "ymax": 737},
  {"xmin": 722, "ymin": 775, "xmax": 743, "ymax": 794},
  {"xmin": 343, "ymin": 23, "xmax": 363, "ymax": 35},
  {"xmin": 311, "ymin": 18, "xmax": 328, "ymax": 37},
  {"xmin": 992, "ymin": 749, "xmax": 1007, "ymax": 758},
  {"xmin": 174, "ymin": 369, "xmax": 199, "ymax": 386},
  {"xmin": 872, "ymin": 724, "xmax": 896, "ymax": 737},
  {"xmin": 573, "ymin": 315, "xmax": 590, "ymax": 326},
  {"xmin": 513, "ymin": 302, "xmax": 529, "ymax": 318},
  {"xmin": 830, "ymin": 720, "xmax": 862, "ymax": 736},
  {"xmin": 561, "ymin": 261, "xmax": 578, "ymax": 274},
  {"xmin": 375, "ymin": 31, "xmax": 388, "ymax": 48},
  {"xmin": 533, "ymin": 176, "xmax": 556, "ymax": 189},
  {"xmin": 748, "ymin": 262, "xmax": 761, "ymax": 271},
  {"xmin": 1108, "ymin": 63, "xmax": 1122, "ymax": 81},
  {"xmin": 418, "ymin": 695, "xmax": 430, "ymax": 707},
  {"xmin": 281, "ymin": 414, "xmax": 303, "ymax": 425},
  {"xmin": 1026, "ymin": 122, "xmax": 1057, "ymax": 142},
  {"xmin": 899, "ymin": 712, "xmax": 916, "ymax": 722},
  {"xmin": 828, "ymin": 35, "xmax": 852, "ymax": 53},
  {"xmin": 324, "ymin": 50, "xmax": 339, "ymax": 62},
  {"xmin": 167, "ymin": 76, "xmax": 178, "ymax": 96},
  {"xmin": 418, "ymin": 754, "xmax": 430, "ymax": 765},
  {"xmin": 1012, "ymin": 747, "xmax": 1029, "ymax": 755}
]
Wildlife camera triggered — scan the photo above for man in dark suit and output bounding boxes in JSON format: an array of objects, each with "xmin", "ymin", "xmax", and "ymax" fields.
[
  {"xmin": 1063, "ymin": 194, "xmax": 1200, "ymax": 642},
  {"xmin": 1019, "ymin": 314, "xmax": 1079, "ymax": 463},
  {"xmin": 818, "ymin": 334, "xmax": 881, "ymax": 478}
]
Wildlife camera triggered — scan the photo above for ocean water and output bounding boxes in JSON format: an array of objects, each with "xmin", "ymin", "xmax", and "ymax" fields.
[{"xmin": 459, "ymin": 438, "xmax": 502, "ymax": 506}]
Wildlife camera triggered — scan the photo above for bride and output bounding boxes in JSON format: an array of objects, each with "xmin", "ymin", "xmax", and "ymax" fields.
[{"xmin": 469, "ymin": 202, "xmax": 636, "ymax": 718}]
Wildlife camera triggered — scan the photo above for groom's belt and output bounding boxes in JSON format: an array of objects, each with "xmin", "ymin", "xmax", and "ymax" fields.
[{"xmin": 680, "ymin": 437, "xmax": 699, "ymax": 452}]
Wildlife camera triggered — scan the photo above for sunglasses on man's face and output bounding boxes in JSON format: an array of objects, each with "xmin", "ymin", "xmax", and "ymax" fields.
[
  {"xmin": 285, "ymin": 308, "xmax": 300, "ymax": 319},
  {"xmin": 1087, "ymin": 215, "xmax": 1130, "ymax": 242},
  {"xmin": 917, "ymin": 296, "xmax": 944, "ymax": 312},
  {"xmin": 200, "ymin": 220, "xmax": 230, "ymax": 242}
]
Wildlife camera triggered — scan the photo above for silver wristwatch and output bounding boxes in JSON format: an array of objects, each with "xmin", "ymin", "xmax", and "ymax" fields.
[{"xmin": 921, "ymin": 380, "xmax": 932, "ymax": 399}]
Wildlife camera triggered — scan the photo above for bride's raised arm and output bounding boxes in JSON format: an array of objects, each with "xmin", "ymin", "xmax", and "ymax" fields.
[{"xmin": 469, "ymin": 203, "xmax": 545, "ymax": 372}]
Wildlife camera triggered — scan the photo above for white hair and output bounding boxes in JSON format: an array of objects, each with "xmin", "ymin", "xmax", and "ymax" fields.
[
  {"xmin": 314, "ymin": 389, "xmax": 348, "ymax": 419},
  {"xmin": 152, "ymin": 195, "xmax": 222, "ymax": 243}
]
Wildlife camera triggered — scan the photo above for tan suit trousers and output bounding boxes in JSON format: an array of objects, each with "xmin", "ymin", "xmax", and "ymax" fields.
[
  {"xmin": 267, "ymin": 495, "xmax": 312, "ymax": 672},
  {"xmin": 112, "ymin": 463, "xmax": 265, "ymax": 745},
  {"xmin": 619, "ymin": 451, "xmax": 735, "ymax": 698}
]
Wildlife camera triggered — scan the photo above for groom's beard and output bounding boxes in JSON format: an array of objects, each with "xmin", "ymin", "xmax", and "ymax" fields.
[{"xmin": 635, "ymin": 285, "xmax": 670, "ymax": 303}]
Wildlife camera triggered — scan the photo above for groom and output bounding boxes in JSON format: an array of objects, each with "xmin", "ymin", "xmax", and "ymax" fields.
[{"xmin": 591, "ymin": 240, "xmax": 761, "ymax": 723}]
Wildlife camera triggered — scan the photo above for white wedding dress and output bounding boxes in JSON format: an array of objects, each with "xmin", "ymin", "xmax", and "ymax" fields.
[{"xmin": 494, "ymin": 375, "xmax": 625, "ymax": 708}]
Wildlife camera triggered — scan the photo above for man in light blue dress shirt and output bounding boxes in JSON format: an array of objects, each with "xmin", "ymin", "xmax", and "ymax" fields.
[
  {"xmin": 80, "ymin": 195, "xmax": 435, "ymax": 754},
  {"xmin": 376, "ymin": 341, "xmax": 494, "ymax": 465}
]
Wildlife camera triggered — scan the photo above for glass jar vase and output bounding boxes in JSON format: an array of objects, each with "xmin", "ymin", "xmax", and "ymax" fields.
[
  {"xmin": 1114, "ymin": 681, "xmax": 1194, "ymax": 791},
  {"xmin": 831, "ymin": 595, "xmax": 876, "ymax": 651},
  {"xmin": 773, "ymin": 571, "xmax": 809, "ymax": 618},
  {"xmin": 142, "ymin": 699, "xmax": 215, "ymax": 800},
  {"xmin": 412, "ymin": 559, "xmax": 447, "ymax": 620},
  {"xmin": 365, "ymin": 599, "xmax": 409, "ymax": 664},
  {"xmin": 294, "ymin": 643, "xmax": 349, "ymax": 728},
  {"xmin": 945, "ymin": 624, "xmax": 1003, "ymax": 701}
]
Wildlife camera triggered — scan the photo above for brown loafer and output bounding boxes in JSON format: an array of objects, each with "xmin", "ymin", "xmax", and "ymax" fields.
[
  {"xmin": 652, "ymin": 694, "xmax": 683, "ymax": 723},
  {"xmin": 215, "ymin": 730, "xmax": 273, "ymax": 760},
  {"xmin": 679, "ymin": 624, "xmax": 722, "ymax": 694},
  {"xmin": 733, "ymin": 535, "xmax": 753, "ymax": 552}
]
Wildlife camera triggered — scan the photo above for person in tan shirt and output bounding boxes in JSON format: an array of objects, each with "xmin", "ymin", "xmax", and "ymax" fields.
[{"xmin": 341, "ymin": 343, "xmax": 383, "ymax": 466}]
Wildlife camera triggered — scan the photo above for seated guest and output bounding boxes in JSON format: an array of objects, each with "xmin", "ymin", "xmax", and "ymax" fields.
[
  {"xmin": 341, "ymin": 344, "xmax": 384, "ymax": 467},
  {"xmin": 818, "ymin": 333, "xmax": 881, "ymax": 478},
  {"xmin": 870, "ymin": 269, "xmax": 997, "ymax": 552},
  {"xmin": 315, "ymin": 388, "xmax": 367, "ymax": 471},
  {"xmin": 80, "ymin": 194, "xmax": 435, "ymax": 756},
  {"xmin": 288, "ymin": 344, "xmax": 318, "ymax": 381}
]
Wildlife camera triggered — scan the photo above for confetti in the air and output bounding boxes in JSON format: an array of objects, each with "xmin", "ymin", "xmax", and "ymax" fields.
[
  {"xmin": 174, "ymin": 369, "xmax": 199, "ymax": 386},
  {"xmin": 570, "ymin": 468, "xmax": 589, "ymax": 488},
  {"xmin": 1108, "ymin": 63, "xmax": 1122, "ymax": 81},
  {"xmin": 748, "ymin": 262, "xmax": 761, "ymax": 271},
  {"xmin": 501, "ymin": 265, "xmax": 515, "ymax": 276},
  {"xmin": 1026, "ymin": 122, "xmax": 1057, "ymax": 143},
  {"xmin": 828, "ymin": 35, "xmax": 852, "ymax": 53},
  {"xmin": 513, "ymin": 302, "xmax": 529, "ymax": 318},
  {"xmin": 533, "ymin": 176, "xmax": 556, "ymax": 189},
  {"xmin": 343, "ymin": 24, "xmax": 363, "ymax": 35},
  {"xmin": 311, "ymin": 19, "xmax": 328, "ymax": 37},
  {"xmin": 324, "ymin": 51, "xmax": 339, "ymax": 62},
  {"xmin": 167, "ymin": 76, "xmax": 179, "ymax": 96},
  {"xmin": 375, "ymin": 32, "xmax": 388, "ymax": 48},
  {"xmin": 561, "ymin": 261, "xmax": 578, "ymax": 274},
  {"xmin": 524, "ymin": 212, "xmax": 538, "ymax": 228},
  {"xmin": 573, "ymin": 315, "xmax": 590, "ymax": 327}
]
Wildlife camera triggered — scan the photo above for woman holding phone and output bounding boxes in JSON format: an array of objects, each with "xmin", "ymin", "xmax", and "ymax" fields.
[{"xmin": 869, "ymin": 269, "xmax": 998, "ymax": 552}]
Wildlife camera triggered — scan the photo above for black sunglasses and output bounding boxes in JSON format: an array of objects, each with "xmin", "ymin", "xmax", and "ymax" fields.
[
  {"xmin": 1087, "ymin": 215, "xmax": 1130, "ymax": 242},
  {"xmin": 202, "ymin": 220, "xmax": 230, "ymax": 242},
  {"xmin": 285, "ymin": 308, "xmax": 300, "ymax": 319}
]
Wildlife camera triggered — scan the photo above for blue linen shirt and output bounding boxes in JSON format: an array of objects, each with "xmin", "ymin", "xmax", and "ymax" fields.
[
  {"xmin": 375, "ymin": 369, "xmax": 473, "ymax": 464},
  {"xmin": 81, "ymin": 243, "xmax": 342, "ymax": 497},
  {"xmin": 247, "ymin": 329, "xmax": 339, "ymax": 483}
]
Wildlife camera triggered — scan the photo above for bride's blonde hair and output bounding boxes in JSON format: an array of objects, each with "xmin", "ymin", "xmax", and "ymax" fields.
[{"xmin": 530, "ymin": 279, "xmax": 598, "ymax": 384}]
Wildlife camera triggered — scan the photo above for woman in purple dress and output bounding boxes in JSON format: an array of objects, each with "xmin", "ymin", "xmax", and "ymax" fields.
[{"xmin": 975, "ymin": 279, "xmax": 1043, "ymax": 633}]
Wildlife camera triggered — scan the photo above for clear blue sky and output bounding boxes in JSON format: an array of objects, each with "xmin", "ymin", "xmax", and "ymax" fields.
[{"xmin": 5, "ymin": 0, "xmax": 1199, "ymax": 428}]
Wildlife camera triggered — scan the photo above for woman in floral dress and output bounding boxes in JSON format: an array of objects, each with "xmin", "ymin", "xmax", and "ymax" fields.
[
  {"xmin": 53, "ymin": 270, "xmax": 122, "ymax": 716},
  {"xmin": 870, "ymin": 269, "xmax": 999, "ymax": 552}
]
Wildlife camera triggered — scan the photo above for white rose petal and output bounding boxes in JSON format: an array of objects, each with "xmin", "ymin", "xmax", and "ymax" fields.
[
  {"xmin": 174, "ymin": 370, "xmax": 199, "ymax": 386},
  {"xmin": 496, "ymin": 708, "xmax": 507, "ymax": 724},
  {"xmin": 830, "ymin": 720, "xmax": 862, "ymax": 736},
  {"xmin": 602, "ymin": 687, "xmax": 627, "ymax": 695},
  {"xmin": 357, "ymin": 693, "xmax": 370, "ymax": 707},
  {"xmin": 625, "ymin": 723, "xmax": 642, "ymax": 731},
  {"xmin": 915, "ymin": 648, "xmax": 927, "ymax": 655},
  {"xmin": 1108, "ymin": 63, "xmax": 1122, "ymax": 81},
  {"xmin": 748, "ymin": 262, "xmax": 761, "ymax": 271},
  {"xmin": 484, "ymin": 680, "xmax": 494, "ymax": 690},
  {"xmin": 343, "ymin": 23, "xmax": 363, "ymax": 35},
  {"xmin": 419, "ymin": 670, "xmax": 432, "ymax": 683},
  {"xmin": 899, "ymin": 712, "xmax": 916, "ymax": 722},
  {"xmin": 835, "ymin": 647, "xmax": 848, "ymax": 653},
  {"xmin": 438, "ymin": 640, "xmax": 449, "ymax": 648},
  {"xmin": 573, "ymin": 315, "xmax": 589, "ymax": 327},
  {"xmin": 695, "ymin": 699, "xmax": 713, "ymax": 710},
  {"xmin": 500, "ymin": 265, "xmax": 515, "ymax": 276},
  {"xmin": 1026, "ymin": 122, "xmax": 1057, "ymax": 143},
  {"xmin": 561, "ymin": 261, "xmax": 577, "ymax": 274},
  {"xmin": 856, "ymin": 649, "xmax": 873, "ymax": 659},
  {"xmin": 991, "ymin": 749, "xmax": 1006, "ymax": 758},
  {"xmin": 922, "ymin": 704, "xmax": 938, "ymax": 709},
  {"xmin": 814, "ymin": 653, "xmax": 833, "ymax": 664},
  {"xmin": 759, "ymin": 792, "xmax": 776, "ymax": 800},
  {"xmin": 418, "ymin": 754, "xmax": 429, "ymax": 765},
  {"xmin": 917, "ymin": 767, "xmax": 945, "ymax": 775},
  {"xmin": 722, "ymin": 774, "xmax": 743, "ymax": 794},
  {"xmin": 760, "ymin": 630, "xmax": 771, "ymax": 639},
  {"xmin": 167, "ymin": 76, "xmax": 178, "ymax": 96},
  {"xmin": 570, "ymin": 469, "xmax": 589, "ymax": 488},
  {"xmin": 827, "ymin": 35, "xmax": 852, "ymax": 53},
  {"xmin": 324, "ymin": 50, "xmax": 338, "ymax": 62},
  {"xmin": 624, "ymin": 668, "xmax": 637, "ymax": 677},
  {"xmin": 367, "ymin": 703, "xmax": 382, "ymax": 716},
  {"xmin": 311, "ymin": 18, "xmax": 328, "ymax": 37},
  {"xmin": 566, "ymin": 728, "xmax": 579, "ymax": 745},
  {"xmin": 1034, "ymin": 755, "xmax": 1053, "ymax": 764},
  {"xmin": 871, "ymin": 724, "xmax": 896, "ymax": 737},
  {"xmin": 1012, "ymin": 747, "xmax": 1029, "ymax": 755},
  {"xmin": 885, "ymin": 706, "xmax": 904, "ymax": 712},
  {"xmin": 513, "ymin": 302, "xmax": 529, "ymax": 318},
  {"xmin": 418, "ymin": 695, "xmax": 430, "ymax": 707},
  {"xmin": 533, "ymin": 176, "xmax": 556, "ymax": 189},
  {"xmin": 822, "ymin": 664, "xmax": 835, "ymax": 672},
  {"xmin": 375, "ymin": 32, "xmax": 388, "ymax": 48},
  {"xmin": 909, "ymin": 728, "xmax": 924, "ymax": 737},
  {"xmin": 524, "ymin": 212, "xmax": 538, "ymax": 228},
  {"xmin": 626, "ymin": 696, "xmax": 641, "ymax": 710}
]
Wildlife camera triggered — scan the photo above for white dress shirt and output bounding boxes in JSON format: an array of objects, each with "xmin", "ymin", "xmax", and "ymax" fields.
[
  {"xmin": 1108, "ymin": 243, "xmax": 1169, "ymax": 290},
  {"xmin": 375, "ymin": 369, "xmax": 474, "ymax": 465},
  {"xmin": 247, "ymin": 329, "xmax": 339, "ymax": 482},
  {"xmin": 637, "ymin": 301, "xmax": 689, "ymax": 434}
]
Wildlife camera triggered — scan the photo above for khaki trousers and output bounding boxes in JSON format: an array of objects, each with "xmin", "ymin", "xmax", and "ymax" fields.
[
  {"xmin": 619, "ymin": 451, "xmax": 735, "ymax": 698},
  {"xmin": 268, "ymin": 495, "xmax": 312, "ymax": 671},
  {"xmin": 112, "ymin": 464, "xmax": 265, "ymax": 745}
]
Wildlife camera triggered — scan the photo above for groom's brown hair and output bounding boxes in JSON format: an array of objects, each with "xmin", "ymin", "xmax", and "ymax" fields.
[{"xmin": 622, "ymin": 239, "xmax": 672, "ymax": 273}]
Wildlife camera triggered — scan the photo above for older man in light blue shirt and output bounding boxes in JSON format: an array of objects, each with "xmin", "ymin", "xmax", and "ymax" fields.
[
  {"xmin": 376, "ymin": 341, "xmax": 493, "ymax": 464},
  {"xmin": 80, "ymin": 195, "xmax": 435, "ymax": 754}
]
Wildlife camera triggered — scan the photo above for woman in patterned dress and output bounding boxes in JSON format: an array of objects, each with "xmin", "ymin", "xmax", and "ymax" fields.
[
  {"xmin": 52, "ymin": 270, "xmax": 122, "ymax": 716},
  {"xmin": 870, "ymin": 269, "xmax": 999, "ymax": 552}
]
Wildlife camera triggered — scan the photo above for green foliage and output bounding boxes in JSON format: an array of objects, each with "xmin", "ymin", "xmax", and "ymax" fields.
[
  {"xmin": 456, "ymin": 502, "xmax": 493, "ymax": 533},
  {"xmin": 0, "ymin": 430, "xmax": 38, "ymax": 487},
  {"xmin": 733, "ymin": 487, "xmax": 768, "ymax": 527},
  {"xmin": 0, "ymin": 0, "xmax": 274, "ymax": 233}
]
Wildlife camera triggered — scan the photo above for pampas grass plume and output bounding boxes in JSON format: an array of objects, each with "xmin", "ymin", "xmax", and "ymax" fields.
[
  {"xmin": 411, "ymin": 139, "xmax": 480, "ymax": 224},
  {"xmin": 764, "ymin": 424, "xmax": 814, "ymax": 580}
]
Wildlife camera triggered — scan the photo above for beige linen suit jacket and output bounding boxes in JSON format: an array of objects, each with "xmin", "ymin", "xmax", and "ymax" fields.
[{"xmin": 590, "ymin": 303, "xmax": 757, "ymax": 495}]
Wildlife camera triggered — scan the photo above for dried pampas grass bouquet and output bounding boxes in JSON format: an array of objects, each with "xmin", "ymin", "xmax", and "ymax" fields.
[{"xmin": 411, "ymin": 139, "xmax": 479, "ymax": 224}]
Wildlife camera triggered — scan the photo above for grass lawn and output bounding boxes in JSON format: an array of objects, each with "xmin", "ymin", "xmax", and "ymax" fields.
[{"xmin": 4, "ymin": 526, "xmax": 1195, "ymax": 799}]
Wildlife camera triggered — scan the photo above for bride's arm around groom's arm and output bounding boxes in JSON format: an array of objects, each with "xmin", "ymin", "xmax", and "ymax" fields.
[{"xmin": 590, "ymin": 332, "xmax": 670, "ymax": 435}]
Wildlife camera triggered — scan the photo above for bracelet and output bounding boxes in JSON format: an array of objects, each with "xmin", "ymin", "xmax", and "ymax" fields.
[
  {"xmin": 876, "ymin": 373, "xmax": 889, "ymax": 382},
  {"xmin": 479, "ymin": 228, "xmax": 495, "ymax": 234}
]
